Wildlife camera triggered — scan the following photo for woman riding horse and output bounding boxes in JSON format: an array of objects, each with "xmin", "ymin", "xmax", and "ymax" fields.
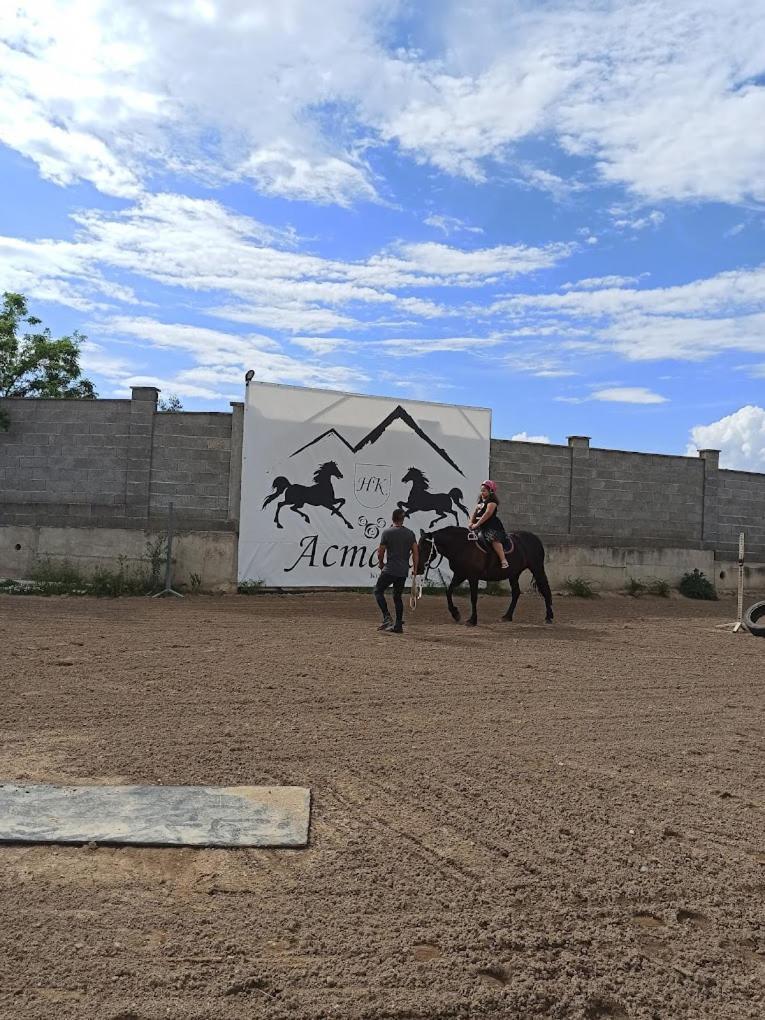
[{"xmin": 468, "ymin": 480, "xmax": 509, "ymax": 570}]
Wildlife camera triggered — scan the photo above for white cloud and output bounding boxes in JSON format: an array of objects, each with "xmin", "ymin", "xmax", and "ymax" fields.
[
  {"xmin": 102, "ymin": 316, "xmax": 281, "ymax": 364},
  {"xmin": 424, "ymin": 214, "xmax": 484, "ymax": 236},
  {"xmin": 378, "ymin": 335, "xmax": 503, "ymax": 356},
  {"xmin": 79, "ymin": 342, "xmax": 137, "ymax": 383},
  {"xmin": 504, "ymin": 350, "xmax": 578, "ymax": 378},
  {"xmin": 591, "ymin": 386, "xmax": 667, "ymax": 404},
  {"xmin": 0, "ymin": 192, "xmax": 573, "ymax": 336},
  {"xmin": 0, "ymin": 0, "xmax": 391, "ymax": 204},
  {"xmin": 371, "ymin": 240, "xmax": 574, "ymax": 284},
  {"xmin": 4, "ymin": 2, "xmax": 763, "ymax": 207},
  {"xmin": 687, "ymin": 405, "xmax": 765, "ymax": 470},
  {"xmin": 490, "ymin": 264, "xmax": 765, "ymax": 365},
  {"xmin": 291, "ymin": 337, "xmax": 359, "ymax": 355},
  {"xmin": 511, "ymin": 432, "xmax": 551, "ymax": 443},
  {"xmin": 612, "ymin": 211, "xmax": 666, "ymax": 232},
  {"xmin": 562, "ymin": 274, "xmax": 644, "ymax": 291},
  {"xmin": 241, "ymin": 145, "xmax": 377, "ymax": 206},
  {"xmin": 96, "ymin": 314, "xmax": 369, "ymax": 393}
]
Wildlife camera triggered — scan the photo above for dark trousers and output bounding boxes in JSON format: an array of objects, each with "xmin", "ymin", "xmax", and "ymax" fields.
[{"xmin": 375, "ymin": 571, "xmax": 406, "ymax": 623}]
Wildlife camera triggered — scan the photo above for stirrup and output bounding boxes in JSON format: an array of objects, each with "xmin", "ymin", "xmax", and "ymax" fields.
[{"xmin": 467, "ymin": 530, "xmax": 479, "ymax": 542}]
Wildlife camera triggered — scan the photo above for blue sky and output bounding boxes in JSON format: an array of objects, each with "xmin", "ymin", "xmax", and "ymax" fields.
[{"xmin": 2, "ymin": 1, "xmax": 765, "ymax": 467}]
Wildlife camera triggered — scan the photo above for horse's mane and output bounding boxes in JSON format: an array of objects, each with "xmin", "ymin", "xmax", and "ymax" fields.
[
  {"xmin": 313, "ymin": 460, "xmax": 338, "ymax": 482},
  {"xmin": 406, "ymin": 466, "xmax": 429, "ymax": 487}
]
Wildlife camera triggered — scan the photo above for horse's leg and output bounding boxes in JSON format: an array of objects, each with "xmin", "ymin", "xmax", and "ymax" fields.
[
  {"xmin": 330, "ymin": 500, "xmax": 354, "ymax": 529},
  {"xmin": 502, "ymin": 574, "xmax": 522, "ymax": 622},
  {"xmin": 274, "ymin": 501, "xmax": 289, "ymax": 528},
  {"xmin": 445, "ymin": 572, "xmax": 465, "ymax": 623},
  {"xmin": 465, "ymin": 577, "xmax": 479, "ymax": 627},
  {"xmin": 429, "ymin": 511, "xmax": 447, "ymax": 529},
  {"xmin": 291, "ymin": 505, "xmax": 311, "ymax": 524},
  {"xmin": 532, "ymin": 565, "xmax": 555, "ymax": 623}
]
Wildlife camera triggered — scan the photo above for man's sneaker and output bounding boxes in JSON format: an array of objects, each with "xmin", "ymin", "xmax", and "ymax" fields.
[
  {"xmin": 377, "ymin": 618, "xmax": 393, "ymax": 631},
  {"xmin": 390, "ymin": 622, "xmax": 404, "ymax": 634}
]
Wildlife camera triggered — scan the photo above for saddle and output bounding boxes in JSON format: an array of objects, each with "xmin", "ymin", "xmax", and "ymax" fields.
[{"xmin": 469, "ymin": 531, "xmax": 515, "ymax": 556}]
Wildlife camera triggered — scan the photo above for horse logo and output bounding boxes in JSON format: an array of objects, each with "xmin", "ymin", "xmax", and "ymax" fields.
[
  {"xmin": 397, "ymin": 467, "xmax": 469, "ymax": 528},
  {"xmin": 353, "ymin": 463, "xmax": 391, "ymax": 509},
  {"xmin": 262, "ymin": 460, "xmax": 354, "ymax": 530}
]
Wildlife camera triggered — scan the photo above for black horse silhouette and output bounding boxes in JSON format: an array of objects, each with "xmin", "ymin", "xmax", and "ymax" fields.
[
  {"xmin": 262, "ymin": 461, "xmax": 353, "ymax": 530},
  {"xmin": 397, "ymin": 467, "xmax": 468, "ymax": 528},
  {"xmin": 417, "ymin": 526, "xmax": 554, "ymax": 627}
]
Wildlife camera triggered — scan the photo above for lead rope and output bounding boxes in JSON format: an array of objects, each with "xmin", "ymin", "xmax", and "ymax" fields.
[{"xmin": 409, "ymin": 540, "xmax": 438, "ymax": 611}]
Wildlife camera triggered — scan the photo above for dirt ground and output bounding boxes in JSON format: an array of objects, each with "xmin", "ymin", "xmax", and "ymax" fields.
[{"xmin": 0, "ymin": 588, "xmax": 763, "ymax": 1020}]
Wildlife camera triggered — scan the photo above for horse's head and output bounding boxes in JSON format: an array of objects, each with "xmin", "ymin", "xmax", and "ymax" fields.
[
  {"xmin": 315, "ymin": 460, "xmax": 342, "ymax": 482},
  {"xmin": 402, "ymin": 466, "xmax": 427, "ymax": 486}
]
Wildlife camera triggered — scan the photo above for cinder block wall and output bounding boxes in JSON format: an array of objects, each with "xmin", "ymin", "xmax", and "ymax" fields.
[
  {"xmin": 0, "ymin": 388, "xmax": 241, "ymax": 532},
  {"xmin": 149, "ymin": 412, "xmax": 234, "ymax": 523},
  {"xmin": 490, "ymin": 440, "xmax": 571, "ymax": 538},
  {"xmin": 717, "ymin": 469, "xmax": 765, "ymax": 558},
  {"xmin": 581, "ymin": 449, "xmax": 703, "ymax": 546},
  {"xmin": 0, "ymin": 397, "xmax": 134, "ymax": 525},
  {"xmin": 3, "ymin": 392, "xmax": 765, "ymax": 586},
  {"xmin": 490, "ymin": 436, "xmax": 764, "ymax": 559},
  {"xmin": 0, "ymin": 388, "xmax": 244, "ymax": 587}
]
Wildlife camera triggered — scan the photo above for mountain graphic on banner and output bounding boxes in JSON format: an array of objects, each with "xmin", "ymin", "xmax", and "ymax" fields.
[{"xmin": 289, "ymin": 405, "xmax": 464, "ymax": 476}]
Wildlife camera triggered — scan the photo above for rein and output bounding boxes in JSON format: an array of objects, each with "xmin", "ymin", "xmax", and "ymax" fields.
[{"xmin": 409, "ymin": 536, "xmax": 439, "ymax": 611}]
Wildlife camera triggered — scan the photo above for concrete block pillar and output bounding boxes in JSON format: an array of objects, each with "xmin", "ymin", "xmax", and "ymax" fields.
[
  {"xmin": 228, "ymin": 401, "xmax": 244, "ymax": 527},
  {"xmin": 567, "ymin": 435, "xmax": 591, "ymax": 534},
  {"xmin": 125, "ymin": 386, "xmax": 158, "ymax": 518},
  {"xmin": 698, "ymin": 448, "xmax": 720, "ymax": 546}
]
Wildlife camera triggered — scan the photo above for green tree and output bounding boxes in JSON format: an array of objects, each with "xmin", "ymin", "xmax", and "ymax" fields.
[
  {"xmin": 0, "ymin": 292, "xmax": 97, "ymax": 430},
  {"xmin": 158, "ymin": 394, "xmax": 183, "ymax": 412}
]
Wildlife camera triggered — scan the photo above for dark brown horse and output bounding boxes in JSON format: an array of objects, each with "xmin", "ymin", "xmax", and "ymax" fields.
[{"xmin": 417, "ymin": 526, "xmax": 554, "ymax": 627}]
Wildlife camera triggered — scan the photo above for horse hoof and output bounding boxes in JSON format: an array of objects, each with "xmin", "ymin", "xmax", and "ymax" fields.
[
  {"xmin": 451, "ymin": 612, "xmax": 461, "ymax": 623},
  {"xmin": 465, "ymin": 620, "xmax": 477, "ymax": 628},
  {"xmin": 501, "ymin": 615, "xmax": 512, "ymax": 622},
  {"xmin": 545, "ymin": 617, "xmax": 553, "ymax": 625}
]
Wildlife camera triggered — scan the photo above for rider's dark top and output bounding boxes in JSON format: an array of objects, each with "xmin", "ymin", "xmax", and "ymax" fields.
[{"xmin": 474, "ymin": 496, "xmax": 507, "ymax": 542}]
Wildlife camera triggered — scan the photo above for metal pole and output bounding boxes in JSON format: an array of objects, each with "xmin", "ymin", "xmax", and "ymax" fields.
[
  {"xmin": 734, "ymin": 531, "xmax": 745, "ymax": 632},
  {"xmin": 165, "ymin": 501, "xmax": 175, "ymax": 590},
  {"xmin": 153, "ymin": 501, "xmax": 183, "ymax": 598}
]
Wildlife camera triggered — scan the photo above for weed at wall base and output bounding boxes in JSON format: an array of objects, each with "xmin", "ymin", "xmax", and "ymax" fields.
[
  {"xmin": 563, "ymin": 577, "xmax": 597, "ymax": 598},
  {"xmin": 624, "ymin": 577, "xmax": 671, "ymax": 598},
  {"xmin": 238, "ymin": 579, "xmax": 265, "ymax": 594},
  {"xmin": 20, "ymin": 547, "xmax": 167, "ymax": 597},
  {"xmin": 678, "ymin": 569, "xmax": 718, "ymax": 601}
]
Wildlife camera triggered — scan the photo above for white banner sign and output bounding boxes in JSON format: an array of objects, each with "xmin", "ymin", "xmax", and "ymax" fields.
[{"xmin": 238, "ymin": 382, "xmax": 491, "ymax": 586}]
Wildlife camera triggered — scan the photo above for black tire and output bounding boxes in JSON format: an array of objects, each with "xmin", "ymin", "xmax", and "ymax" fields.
[{"xmin": 743, "ymin": 600, "xmax": 765, "ymax": 637}]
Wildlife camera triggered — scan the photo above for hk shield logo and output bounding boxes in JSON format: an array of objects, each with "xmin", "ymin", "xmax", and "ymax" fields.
[{"xmin": 353, "ymin": 463, "xmax": 391, "ymax": 509}]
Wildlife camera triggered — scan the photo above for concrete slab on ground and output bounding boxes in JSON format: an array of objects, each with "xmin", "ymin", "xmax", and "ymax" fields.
[{"xmin": 0, "ymin": 783, "xmax": 310, "ymax": 848}]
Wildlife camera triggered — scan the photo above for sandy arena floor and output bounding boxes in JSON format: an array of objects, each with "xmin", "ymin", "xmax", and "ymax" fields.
[{"xmin": 0, "ymin": 589, "xmax": 763, "ymax": 1020}]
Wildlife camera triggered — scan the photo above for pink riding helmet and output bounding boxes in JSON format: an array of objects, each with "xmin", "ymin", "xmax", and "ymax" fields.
[{"xmin": 481, "ymin": 480, "xmax": 497, "ymax": 493}]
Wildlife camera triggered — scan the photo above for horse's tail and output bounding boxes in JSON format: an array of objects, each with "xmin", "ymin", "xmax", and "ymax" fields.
[
  {"xmin": 262, "ymin": 476, "xmax": 289, "ymax": 508},
  {"xmin": 514, "ymin": 531, "xmax": 553, "ymax": 621},
  {"xmin": 449, "ymin": 488, "xmax": 469, "ymax": 515}
]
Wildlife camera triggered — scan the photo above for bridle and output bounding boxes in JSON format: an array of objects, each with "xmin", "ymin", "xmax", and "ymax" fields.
[{"xmin": 409, "ymin": 533, "xmax": 439, "ymax": 611}]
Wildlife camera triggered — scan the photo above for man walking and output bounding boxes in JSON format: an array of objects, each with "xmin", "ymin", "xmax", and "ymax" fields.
[{"xmin": 375, "ymin": 509, "xmax": 419, "ymax": 634}]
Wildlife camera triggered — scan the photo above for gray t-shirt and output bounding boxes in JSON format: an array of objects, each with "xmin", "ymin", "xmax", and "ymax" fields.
[{"xmin": 380, "ymin": 526, "xmax": 417, "ymax": 577}]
